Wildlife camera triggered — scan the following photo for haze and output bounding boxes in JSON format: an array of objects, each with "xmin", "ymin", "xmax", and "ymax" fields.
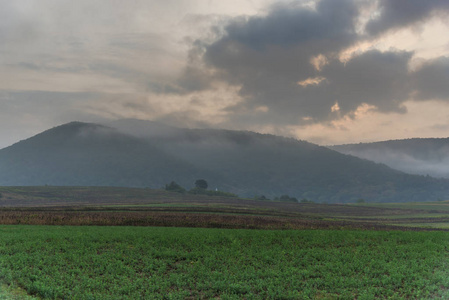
[{"xmin": 1, "ymin": 0, "xmax": 449, "ymax": 149}]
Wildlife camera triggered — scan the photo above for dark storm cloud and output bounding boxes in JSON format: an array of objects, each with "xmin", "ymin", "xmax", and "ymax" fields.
[
  {"xmin": 412, "ymin": 56, "xmax": 449, "ymax": 101},
  {"xmin": 322, "ymin": 50, "xmax": 412, "ymax": 114},
  {"xmin": 204, "ymin": 0, "xmax": 359, "ymax": 78},
  {"xmin": 366, "ymin": 0, "xmax": 449, "ymax": 36},
  {"xmin": 169, "ymin": 0, "xmax": 449, "ymax": 128},
  {"xmin": 189, "ymin": 0, "xmax": 415, "ymax": 125},
  {"xmin": 167, "ymin": 0, "xmax": 360, "ymax": 97},
  {"xmin": 222, "ymin": 49, "xmax": 412, "ymax": 126},
  {"xmin": 200, "ymin": 0, "xmax": 364, "ymax": 124},
  {"xmin": 223, "ymin": 0, "xmax": 359, "ymax": 52}
]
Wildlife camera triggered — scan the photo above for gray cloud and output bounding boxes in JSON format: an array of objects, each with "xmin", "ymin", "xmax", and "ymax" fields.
[
  {"xmin": 168, "ymin": 0, "xmax": 361, "ymax": 96},
  {"xmin": 173, "ymin": 65, "xmax": 214, "ymax": 94},
  {"xmin": 177, "ymin": 1, "xmax": 419, "ymax": 126},
  {"xmin": 203, "ymin": 0, "xmax": 362, "ymax": 124},
  {"xmin": 0, "ymin": 1, "xmax": 40, "ymax": 45},
  {"xmin": 322, "ymin": 50, "xmax": 412, "ymax": 114},
  {"xmin": 0, "ymin": 1, "xmax": 189, "ymax": 96},
  {"xmin": 2, "ymin": 0, "xmax": 449, "ymax": 146},
  {"xmin": 0, "ymin": 90, "xmax": 114, "ymax": 123},
  {"xmin": 223, "ymin": 0, "xmax": 359, "ymax": 52},
  {"xmin": 0, "ymin": 89, "xmax": 165, "ymax": 148},
  {"xmin": 0, "ymin": 90, "xmax": 106, "ymax": 148},
  {"xmin": 204, "ymin": 0, "xmax": 360, "ymax": 77},
  {"xmin": 220, "ymin": 49, "xmax": 412, "ymax": 127},
  {"xmin": 169, "ymin": 0, "xmax": 449, "ymax": 129},
  {"xmin": 148, "ymin": 67, "xmax": 214, "ymax": 95},
  {"xmin": 365, "ymin": 0, "xmax": 449, "ymax": 36},
  {"xmin": 153, "ymin": 110, "xmax": 212, "ymax": 129},
  {"xmin": 412, "ymin": 56, "xmax": 449, "ymax": 101}
]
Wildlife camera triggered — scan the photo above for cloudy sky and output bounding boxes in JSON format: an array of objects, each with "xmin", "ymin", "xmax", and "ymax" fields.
[{"xmin": 1, "ymin": 0, "xmax": 449, "ymax": 148}]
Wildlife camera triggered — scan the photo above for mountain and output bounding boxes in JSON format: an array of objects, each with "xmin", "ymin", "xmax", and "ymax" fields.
[
  {"xmin": 329, "ymin": 138, "xmax": 449, "ymax": 179},
  {"xmin": 0, "ymin": 122, "xmax": 208, "ymax": 188},
  {"xmin": 1, "ymin": 120, "xmax": 449, "ymax": 203},
  {"xmin": 106, "ymin": 119, "xmax": 181, "ymax": 139}
]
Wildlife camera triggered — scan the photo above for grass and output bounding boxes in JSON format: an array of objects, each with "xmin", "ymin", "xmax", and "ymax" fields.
[
  {"xmin": 395, "ymin": 223, "xmax": 449, "ymax": 229},
  {"xmin": 1, "ymin": 187, "xmax": 449, "ymax": 298},
  {"xmin": 0, "ymin": 283, "xmax": 35, "ymax": 300},
  {"xmin": 345, "ymin": 213, "xmax": 449, "ymax": 219},
  {"xmin": 1, "ymin": 226, "xmax": 449, "ymax": 299}
]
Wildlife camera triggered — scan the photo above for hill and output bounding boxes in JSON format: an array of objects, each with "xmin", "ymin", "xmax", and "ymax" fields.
[
  {"xmin": 1, "ymin": 120, "xmax": 449, "ymax": 202},
  {"xmin": 0, "ymin": 122, "xmax": 208, "ymax": 188},
  {"xmin": 329, "ymin": 138, "xmax": 449, "ymax": 178}
]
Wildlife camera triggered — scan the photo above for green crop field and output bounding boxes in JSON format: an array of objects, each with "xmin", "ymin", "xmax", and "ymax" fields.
[
  {"xmin": 1, "ymin": 226, "xmax": 449, "ymax": 299},
  {"xmin": 1, "ymin": 187, "xmax": 449, "ymax": 299}
]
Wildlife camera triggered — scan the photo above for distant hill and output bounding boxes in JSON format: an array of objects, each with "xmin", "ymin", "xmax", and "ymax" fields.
[
  {"xmin": 330, "ymin": 138, "xmax": 449, "ymax": 179},
  {"xmin": 1, "ymin": 120, "xmax": 449, "ymax": 203},
  {"xmin": 0, "ymin": 122, "xmax": 207, "ymax": 189}
]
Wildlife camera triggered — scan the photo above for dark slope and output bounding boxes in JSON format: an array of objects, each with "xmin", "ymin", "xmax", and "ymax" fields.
[
  {"xmin": 330, "ymin": 138, "xmax": 449, "ymax": 178},
  {"xmin": 110, "ymin": 119, "xmax": 449, "ymax": 202},
  {"xmin": 0, "ymin": 122, "xmax": 209, "ymax": 188},
  {"xmin": 1, "ymin": 121, "xmax": 449, "ymax": 202},
  {"xmin": 145, "ymin": 129, "xmax": 449, "ymax": 202}
]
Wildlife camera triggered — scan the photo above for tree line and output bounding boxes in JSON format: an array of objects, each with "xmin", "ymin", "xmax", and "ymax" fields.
[
  {"xmin": 165, "ymin": 180, "xmax": 305, "ymax": 203},
  {"xmin": 164, "ymin": 179, "xmax": 238, "ymax": 198}
]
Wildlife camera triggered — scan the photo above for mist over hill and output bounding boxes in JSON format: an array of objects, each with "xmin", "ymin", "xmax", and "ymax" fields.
[
  {"xmin": 1, "ymin": 120, "xmax": 449, "ymax": 203},
  {"xmin": 330, "ymin": 138, "xmax": 449, "ymax": 179},
  {"xmin": 0, "ymin": 122, "xmax": 208, "ymax": 189}
]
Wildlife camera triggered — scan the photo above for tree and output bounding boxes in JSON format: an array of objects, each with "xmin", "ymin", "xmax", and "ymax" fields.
[
  {"xmin": 194, "ymin": 179, "xmax": 208, "ymax": 190},
  {"xmin": 254, "ymin": 195, "xmax": 270, "ymax": 201},
  {"xmin": 165, "ymin": 181, "xmax": 186, "ymax": 193}
]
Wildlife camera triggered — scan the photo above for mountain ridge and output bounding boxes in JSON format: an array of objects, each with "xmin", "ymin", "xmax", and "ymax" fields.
[
  {"xmin": 1, "ymin": 120, "xmax": 449, "ymax": 203},
  {"xmin": 330, "ymin": 137, "xmax": 449, "ymax": 178}
]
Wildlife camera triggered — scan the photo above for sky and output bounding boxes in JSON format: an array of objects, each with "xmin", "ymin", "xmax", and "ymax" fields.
[{"xmin": 1, "ymin": 0, "xmax": 449, "ymax": 148}]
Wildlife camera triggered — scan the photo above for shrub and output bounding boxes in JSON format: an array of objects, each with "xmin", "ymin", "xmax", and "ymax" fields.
[
  {"xmin": 254, "ymin": 195, "xmax": 270, "ymax": 201},
  {"xmin": 165, "ymin": 181, "xmax": 186, "ymax": 194}
]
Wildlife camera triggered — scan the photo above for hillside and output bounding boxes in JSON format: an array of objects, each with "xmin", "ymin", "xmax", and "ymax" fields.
[
  {"xmin": 330, "ymin": 138, "xmax": 449, "ymax": 178},
  {"xmin": 1, "ymin": 120, "xmax": 449, "ymax": 203},
  {"xmin": 0, "ymin": 122, "xmax": 208, "ymax": 189}
]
